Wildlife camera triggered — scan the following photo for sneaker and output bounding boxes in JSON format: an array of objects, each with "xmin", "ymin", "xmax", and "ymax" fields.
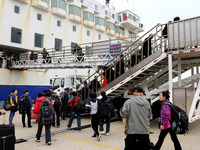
[
  {"xmin": 47, "ymin": 142, "xmax": 51, "ymax": 145},
  {"xmin": 35, "ymin": 138, "xmax": 40, "ymax": 142},
  {"xmin": 28, "ymin": 125, "xmax": 32, "ymax": 128},
  {"xmin": 57, "ymin": 126, "xmax": 60, "ymax": 128},
  {"xmin": 23, "ymin": 124, "xmax": 26, "ymax": 128},
  {"xmin": 67, "ymin": 127, "xmax": 71, "ymax": 130},
  {"xmin": 106, "ymin": 133, "xmax": 109, "ymax": 136},
  {"xmin": 97, "ymin": 135, "xmax": 101, "ymax": 141},
  {"xmin": 92, "ymin": 135, "xmax": 96, "ymax": 139},
  {"xmin": 100, "ymin": 131, "xmax": 106, "ymax": 135}
]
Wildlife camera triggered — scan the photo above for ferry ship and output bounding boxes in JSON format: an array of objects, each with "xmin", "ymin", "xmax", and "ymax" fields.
[{"xmin": 0, "ymin": 0, "xmax": 144, "ymax": 105}]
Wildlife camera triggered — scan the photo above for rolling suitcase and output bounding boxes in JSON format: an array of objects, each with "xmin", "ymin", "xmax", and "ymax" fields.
[{"xmin": 0, "ymin": 114, "xmax": 15, "ymax": 150}]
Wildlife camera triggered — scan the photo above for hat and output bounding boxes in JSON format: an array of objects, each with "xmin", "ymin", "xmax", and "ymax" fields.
[{"xmin": 133, "ymin": 87, "xmax": 145, "ymax": 94}]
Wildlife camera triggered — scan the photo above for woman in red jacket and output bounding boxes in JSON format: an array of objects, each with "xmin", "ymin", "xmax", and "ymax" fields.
[{"xmin": 34, "ymin": 90, "xmax": 53, "ymax": 145}]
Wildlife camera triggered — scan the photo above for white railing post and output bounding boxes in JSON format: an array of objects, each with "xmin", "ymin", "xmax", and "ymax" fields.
[{"xmin": 168, "ymin": 54, "xmax": 173, "ymax": 103}]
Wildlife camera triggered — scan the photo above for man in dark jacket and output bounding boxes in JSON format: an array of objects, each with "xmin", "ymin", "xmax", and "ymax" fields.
[
  {"xmin": 20, "ymin": 90, "xmax": 32, "ymax": 128},
  {"xmin": 116, "ymin": 54, "xmax": 125, "ymax": 78},
  {"xmin": 143, "ymin": 34, "xmax": 153, "ymax": 59},
  {"xmin": 89, "ymin": 76, "xmax": 101, "ymax": 92},
  {"xmin": 62, "ymin": 88, "xmax": 69, "ymax": 120}
]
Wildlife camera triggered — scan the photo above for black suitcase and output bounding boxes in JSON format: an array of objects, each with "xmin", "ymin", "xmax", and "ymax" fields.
[{"xmin": 0, "ymin": 114, "xmax": 15, "ymax": 150}]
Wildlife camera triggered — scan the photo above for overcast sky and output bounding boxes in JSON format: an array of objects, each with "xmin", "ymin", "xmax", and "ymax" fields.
[{"xmin": 110, "ymin": 0, "xmax": 200, "ymax": 32}]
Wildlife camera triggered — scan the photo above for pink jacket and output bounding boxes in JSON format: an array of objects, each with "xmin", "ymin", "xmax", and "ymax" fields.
[{"xmin": 160, "ymin": 99, "xmax": 171, "ymax": 129}]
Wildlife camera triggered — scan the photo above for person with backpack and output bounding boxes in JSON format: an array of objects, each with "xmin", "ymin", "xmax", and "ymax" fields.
[
  {"xmin": 9, "ymin": 89, "xmax": 18, "ymax": 124},
  {"xmin": 67, "ymin": 91, "xmax": 81, "ymax": 131},
  {"xmin": 52, "ymin": 92, "xmax": 61, "ymax": 128},
  {"xmin": 155, "ymin": 91, "xmax": 182, "ymax": 150},
  {"xmin": 62, "ymin": 88, "xmax": 69, "ymax": 120},
  {"xmin": 99, "ymin": 91, "xmax": 115, "ymax": 136},
  {"xmin": 121, "ymin": 87, "xmax": 151, "ymax": 150},
  {"xmin": 34, "ymin": 89, "xmax": 53, "ymax": 145},
  {"xmin": 86, "ymin": 92, "xmax": 101, "ymax": 141},
  {"xmin": 19, "ymin": 90, "xmax": 32, "ymax": 128}
]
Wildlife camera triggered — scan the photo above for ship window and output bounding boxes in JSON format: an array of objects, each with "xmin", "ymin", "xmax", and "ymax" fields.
[
  {"xmin": 87, "ymin": 30, "xmax": 90, "ymax": 36},
  {"xmin": 95, "ymin": 17, "xmax": 104, "ymax": 26},
  {"xmin": 89, "ymin": 12, "xmax": 94, "ymax": 22},
  {"xmin": 14, "ymin": 6, "xmax": 20, "ymax": 14},
  {"xmin": 52, "ymin": 0, "xmax": 58, "ymax": 7},
  {"xmin": 34, "ymin": 33, "xmax": 43, "ymax": 48},
  {"xmin": 129, "ymin": 14, "xmax": 132, "ymax": 20},
  {"xmin": 55, "ymin": 38, "xmax": 63, "ymax": 51},
  {"xmin": 129, "ymin": 31, "xmax": 133, "ymax": 38},
  {"xmin": 69, "ymin": 5, "xmax": 74, "ymax": 14},
  {"xmin": 132, "ymin": 33, "xmax": 136, "ymax": 39},
  {"xmin": 73, "ymin": 26, "xmax": 76, "ymax": 32},
  {"xmin": 105, "ymin": 10, "xmax": 108, "ymax": 15},
  {"xmin": 98, "ymin": 34, "xmax": 101, "ymax": 40},
  {"xmin": 75, "ymin": 6, "xmax": 81, "ymax": 17},
  {"xmin": 111, "ymin": 23, "xmax": 114, "ymax": 30},
  {"xmin": 83, "ymin": 11, "xmax": 88, "ymax": 20},
  {"xmin": 57, "ymin": 20, "xmax": 61, "ymax": 27},
  {"xmin": 11, "ymin": 27, "xmax": 22, "ymax": 44},
  {"xmin": 59, "ymin": 0, "xmax": 66, "ymax": 10},
  {"xmin": 120, "ymin": 27, "xmax": 125, "ymax": 35},
  {"xmin": 112, "ymin": 14, "xmax": 115, "ymax": 19},
  {"xmin": 37, "ymin": 13, "xmax": 42, "ymax": 21},
  {"xmin": 95, "ymin": 17, "xmax": 100, "ymax": 25},
  {"xmin": 115, "ymin": 26, "xmax": 119, "ymax": 33},
  {"xmin": 95, "ymin": 5, "xmax": 98, "ymax": 11},
  {"xmin": 106, "ymin": 22, "xmax": 110, "ymax": 29},
  {"xmin": 41, "ymin": 0, "xmax": 48, "ymax": 3},
  {"xmin": 118, "ymin": 16, "xmax": 121, "ymax": 22}
]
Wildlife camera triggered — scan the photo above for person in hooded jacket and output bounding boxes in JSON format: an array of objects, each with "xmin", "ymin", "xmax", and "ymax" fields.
[
  {"xmin": 34, "ymin": 89, "xmax": 53, "ymax": 145},
  {"xmin": 121, "ymin": 87, "xmax": 151, "ymax": 150},
  {"xmin": 99, "ymin": 91, "xmax": 112, "ymax": 135},
  {"xmin": 86, "ymin": 92, "xmax": 101, "ymax": 141},
  {"xmin": 9, "ymin": 89, "xmax": 18, "ymax": 124},
  {"xmin": 155, "ymin": 91, "xmax": 182, "ymax": 150}
]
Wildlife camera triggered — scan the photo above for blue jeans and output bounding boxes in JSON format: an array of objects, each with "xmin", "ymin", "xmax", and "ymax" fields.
[
  {"xmin": 67, "ymin": 112, "xmax": 81, "ymax": 130},
  {"xmin": 9, "ymin": 111, "xmax": 15, "ymax": 124},
  {"xmin": 99, "ymin": 117, "xmax": 110, "ymax": 133}
]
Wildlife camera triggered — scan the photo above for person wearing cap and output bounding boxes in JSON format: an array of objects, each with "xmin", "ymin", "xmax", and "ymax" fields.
[
  {"xmin": 143, "ymin": 34, "xmax": 153, "ymax": 59},
  {"xmin": 121, "ymin": 87, "xmax": 151, "ymax": 150}
]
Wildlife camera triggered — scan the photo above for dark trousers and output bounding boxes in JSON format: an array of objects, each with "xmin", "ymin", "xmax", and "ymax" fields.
[
  {"xmin": 52, "ymin": 107, "xmax": 60, "ymax": 127},
  {"xmin": 91, "ymin": 114, "xmax": 100, "ymax": 136},
  {"xmin": 124, "ymin": 134, "xmax": 150, "ymax": 150},
  {"xmin": 22, "ymin": 110, "xmax": 31, "ymax": 126},
  {"xmin": 36, "ymin": 120, "xmax": 51, "ymax": 143},
  {"xmin": 62, "ymin": 105, "xmax": 69, "ymax": 119},
  {"xmin": 155, "ymin": 128, "xmax": 182, "ymax": 150}
]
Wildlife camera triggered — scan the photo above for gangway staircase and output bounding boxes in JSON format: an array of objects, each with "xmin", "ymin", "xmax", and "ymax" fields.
[{"xmin": 82, "ymin": 16, "xmax": 200, "ymax": 123}]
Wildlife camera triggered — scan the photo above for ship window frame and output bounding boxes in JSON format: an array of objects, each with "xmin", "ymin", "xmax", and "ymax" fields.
[
  {"xmin": 14, "ymin": 5, "xmax": 20, "ymax": 14},
  {"xmin": 37, "ymin": 13, "xmax": 42, "ymax": 21},
  {"xmin": 57, "ymin": 20, "xmax": 61, "ymax": 27},
  {"xmin": 73, "ymin": 25, "xmax": 76, "ymax": 32},
  {"xmin": 98, "ymin": 34, "xmax": 101, "ymax": 40},
  {"xmin": 11, "ymin": 27, "xmax": 22, "ymax": 44},
  {"xmin": 87, "ymin": 30, "xmax": 90, "ymax": 36},
  {"xmin": 34, "ymin": 33, "xmax": 44, "ymax": 48},
  {"xmin": 69, "ymin": 5, "xmax": 74, "ymax": 14},
  {"xmin": 55, "ymin": 38, "xmax": 63, "ymax": 51}
]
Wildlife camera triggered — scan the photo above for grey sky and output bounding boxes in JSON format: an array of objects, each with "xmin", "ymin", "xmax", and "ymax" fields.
[{"xmin": 112, "ymin": 0, "xmax": 200, "ymax": 32}]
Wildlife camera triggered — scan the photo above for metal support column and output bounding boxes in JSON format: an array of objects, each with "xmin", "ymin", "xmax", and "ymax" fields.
[
  {"xmin": 168, "ymin": 54, "xmax": 173, "ymax": 103},
  {"xmin": 177, "ymin": 58, "xmax": 182, "ymax": 87}
]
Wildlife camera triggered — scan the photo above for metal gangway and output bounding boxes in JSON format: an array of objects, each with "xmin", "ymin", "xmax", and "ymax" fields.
[
  {"xmin": 11, "ymin": 37, "xmax": 137, "ymax": 69},
  {"xmin": 80, "ymin": 16, "xmax": 200, "ymax": 123}
]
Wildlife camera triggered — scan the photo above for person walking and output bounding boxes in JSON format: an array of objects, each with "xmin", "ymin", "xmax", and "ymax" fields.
[
  {"xmin": 67, "ymin": 91, "xmax": 81, "ymax": 131},
  {"xmin": 19, "ymin": 90, "xmax": 32, "ymax": 128},
  {"xmin": 34, "ymin": 89, "xmax": 53, "ymax": 145},
  {"xmin": 62, "ymin": 88, "xmax": 69, "ymax": 120},
  {"xmin": 86, "ymin": 92, "xmax": 101, "ymax": 141},
  {"xmin": 9, "ymin": 89, "xmax": 18, "ymax": 124},
  {"xmin": 52, "ymin": 93, "xmax": 61, "ymax": 128},
  {"xmin": 116, "ymin": 54, "xmax": 125, "ymax": 78},
  {"xmin": 99, "ymin": 91, "xmax": 113, "ymax": 136},
  {"xmin": 155, "ymin": 91, "xmax": 182, "ymax": 150},
  {"xmin": 122, "ymin": 87, "xmax": 151, "ymax": 150}
]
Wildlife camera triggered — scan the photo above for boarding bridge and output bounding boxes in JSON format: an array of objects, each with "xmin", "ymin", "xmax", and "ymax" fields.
[
  {"xmin": 11, "ymin": 38, "xmax": 136, "ymax": 69},
  {"xmin": 81, "ymin": 16, "xmax": 200, "ymax": 123}
]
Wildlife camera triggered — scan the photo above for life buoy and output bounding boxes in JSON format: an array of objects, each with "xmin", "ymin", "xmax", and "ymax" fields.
[{"xmin": 123, "ymin": 16, "xmax": 127, "ymax": 20}]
